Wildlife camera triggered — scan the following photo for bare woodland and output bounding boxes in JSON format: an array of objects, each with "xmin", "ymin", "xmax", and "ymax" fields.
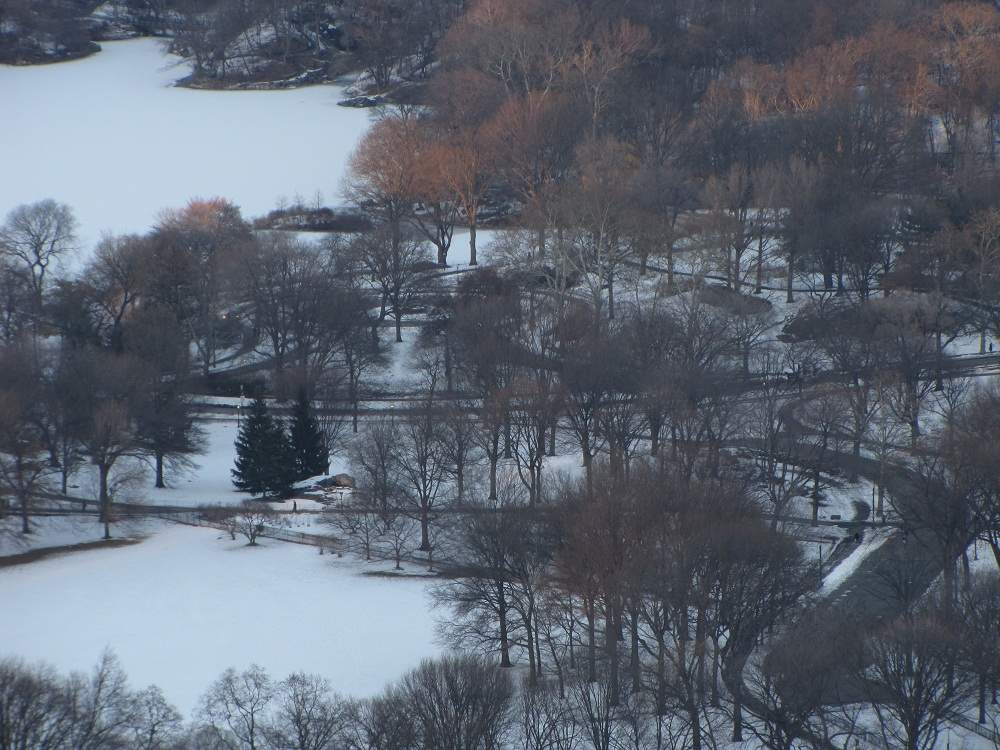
[{"xmin": 4, "ymin": 0, "xmax": 1000, "ymax": 748}]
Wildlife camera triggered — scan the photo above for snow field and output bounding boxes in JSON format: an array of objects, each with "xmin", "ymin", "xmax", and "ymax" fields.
[
  {"xmin": 0, "ymin": 521, "xmax": 438, "ymax": 715},
  {"xmin": 0, "ymin": 38, "xmax": 372, "ymax": 254}
]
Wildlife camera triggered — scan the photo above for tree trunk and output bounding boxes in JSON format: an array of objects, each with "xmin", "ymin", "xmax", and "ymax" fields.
[
  {"xmin": 99, "ymin": 463, "xmax": 111, "ymax": 540},
  {"xmin": 711, "ymin": 637, "xmax": 720, "ymax": 708},
  {"xmin": 656, "ymin": 631, "xmax": 667, "ymax": 716},
  {"xmin": 728, "ymin": 655, "xmax": 747, "ymax": 741},
  {"xmin": 586, "ymin": 598, "xmax": 597, "ymax": 682},
  {"xmin": 155, "ymin": 452, "xmax": 165, "ymax": 489},
  {"xmin": 19, "ymin": 493, "xmax": 29, "ymax": 535},
  {"xmin": 935, "ymin": 331, "xmax": 944, "ymax": 391},
  {"xmin": 786, "ymin": 252, "xmax": 795, "ymax": 303},
  {"xmin": 607, "ymin": 269, "xmax": 615, "ymax": 321},
  {"xmin": 606, "ymin": 603, "xmax": 620, "ymax": 706},
  {"xmin": 980, "ymin": 672, "xmax": 988, "ymax": 724},
  {"xmin": 418, "ymin": 503, "xmax": 430, "ymax": 551},
  {"xmin": 823, "ymin": 269, "xmax": 834, "ymax": 291},
  {"xmin": 525, "ymin": 613, "xmax": 537, "ymax": 685},
  {"xmin": 755, "ymin": 233, "xmax": 764, "ymax": 294},
  {"xmin": 667, "ymin": 242, "xmax": 675, "ymax": 289},
  {"xmin": 469, "ymin": 222, "xmax": 478, "ymax": 266},
  {"xmin": 629, "ymin": 607, "xmax": 641, "ymax": 693},
  {"xmin": 498, "ymin": 581, "xmax": 512, "ymax": 667}
]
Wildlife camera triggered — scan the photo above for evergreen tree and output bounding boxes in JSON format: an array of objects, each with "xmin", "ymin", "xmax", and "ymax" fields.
[
  {"xmin": 232, "ymin": 397, "xmax": 294, "ymax": 497},
  {"xmin": 288, "ymin": 388, "xmax": 329, "ymax": 480}
]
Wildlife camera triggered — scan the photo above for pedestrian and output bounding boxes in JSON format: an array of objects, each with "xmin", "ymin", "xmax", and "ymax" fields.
[{"xmin": 293, "ymin": 500, "xmax": 297, "ymax": 513}]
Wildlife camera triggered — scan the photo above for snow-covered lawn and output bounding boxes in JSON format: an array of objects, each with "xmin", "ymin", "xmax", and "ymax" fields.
[
  {"xmin": 58, "ymin": 417, "xmax": 352, "ymax": 509},
  {"xmin": 50, "ymin": 418, "xmax": 244, "ymax": 508},
  {"xmin": 0, "ymin": 522, "xmax": 438, "ymax": 714},
  {"xmin": 0, "ymin": 514, "xmax": 131, "ymax": 555},
  {"xmin": 0, "ymin": 38, "xmax": 372, "ymax": 253}
]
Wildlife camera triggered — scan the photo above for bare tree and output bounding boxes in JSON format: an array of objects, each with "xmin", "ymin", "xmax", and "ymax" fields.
[
  {"xmin": 242, "ymin": 233, "xmax": 348, "ymax": 385},
  {"xmin": 380, "ymin": 511, "xmax": 418, "ymax": 571},
  {"xmin": 233, "ymin": 500, "xmax": 284, "ymax": 547},
  {"xmin": 959, "ymin": 572, "xmax": 1000, "ymax": 726},
  {"xmin": 349, "ymin": 417, "xmax": 401, "ymax": 513},
  {"xmin": 0, "ymin": 343, "xmax": 51, "ymax": 534},
  {"xmin": 0, "ymin": 657, "xmax": 75, "ymax": 749},
  {"xmin": 265, "ymin": 672, "xmax": 351, "ymax": 750},
  {"xmin": 73, "ymin": 350, "xmax": 150, "ymax": 539},
  {"xmin": 515, "ymin": 678, "xmax": 581, "ymax": 750},
  {"xmin": 344, "ymin": 115, "xmax": 420, "ymax": 249},
  {"xmin": 129, "ymin": 685, "xmax": 185, "ymax": 750},
  {"xmin": 0, "ymin": 199, "xmax": 77, "ymax": 314},
  {"xmin": 147, "ymin": 198, "xmax": 250, "ymax": 377},
  {"xmin": 856, "ymin": 604, "xmax": 975, "ymax": 750},
  {"xmin": 432, "ymin": 474, "xmax": 527, "ymax": 668},
  {"xmin": 743, "ymin": 613, "xmax": 856, "ymax": 750},
  {"xmin": 198, "ymin": 664, "xmax": 274, "ymax": 750},
  {"xmin": 396, "ymin": 405, "xmax": 449, "ymax": 552},
  {"xmin": 82, "ymin": 233, "xmax": 147, "ymax": 351},
  {"xmin": 65, "ymin": 650, "xmax": 139, "ymax": 750},
  {"xmin": 352, "ymin": 229, "xmax": 430, "ymax": 343},
  {"xmin": 437, "ymin": 401, "xmax": 480, "ymax": 505},
  {"xmin": 327, "ymin": 496, "xmax": 385, "ymax": 563},
  {"xmin": 571, "ymin": 676, "xmax": 618, "ymax": 750},
  {"xmin": 554, "ymin": 138, "xmax": 639, "ymax": 320},
  {"xmin": 397, "ymin": 654, "xmax": 514, "ymax": 750}
]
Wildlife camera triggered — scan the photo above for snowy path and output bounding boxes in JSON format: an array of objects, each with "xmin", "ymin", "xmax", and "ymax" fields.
[{"xmin": 0, "ymin": 522, "xmax": 438, "ymax": 714}]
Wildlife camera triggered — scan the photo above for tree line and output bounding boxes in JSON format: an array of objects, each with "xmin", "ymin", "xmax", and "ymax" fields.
[
  {"xmin": 1, "ymin": 562, "xmax": 998, "ymax": 750},
  {"xmin": 341, "ymin": 0, "xmax": 1000, "ymax": 326},
  {"xmin": 0, "ymin": 196, "xmax": 399, "ymax": 537}
]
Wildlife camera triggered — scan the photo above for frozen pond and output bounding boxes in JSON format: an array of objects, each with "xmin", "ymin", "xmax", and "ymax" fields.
[{"xmin": 0, "ymin": 38, "xmax": 372, "ymax": 252}]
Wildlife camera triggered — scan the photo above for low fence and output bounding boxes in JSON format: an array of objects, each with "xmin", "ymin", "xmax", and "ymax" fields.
[
  {"xmin": 948, "ymin": 711, "xmax": 1000, "ymax": 744},
  {"xmin": 155, "ymin": 509, "xmax": 341, "ymax": 551}
]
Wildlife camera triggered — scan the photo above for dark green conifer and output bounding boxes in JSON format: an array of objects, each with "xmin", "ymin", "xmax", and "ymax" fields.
[
  {"xmin": 232, "ymin": 397, "xmax": 294, "ymax": 497},
  {"xmin": 288, "ymin": 388, "xmax": 329, "ymax": 480}
]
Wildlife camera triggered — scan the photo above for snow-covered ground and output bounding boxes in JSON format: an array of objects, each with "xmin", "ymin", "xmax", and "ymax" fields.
[
  {"xmin": 0, "ymin": 38, "xmax": 372, "ymax": 253},
  {"xmin": 0, "ymin": 522, "xmax": 438, "ymax": 714},
  {"xmin": 445, "ymin": 228, "xmax": 500, "ymax": 269},
  {"xmin": 55, "ymin": 418, "xmax": 350, "ymax": 509},
  {"xmin": 804, "ymin": 476, "xmax": 878, "ymax": 523},
  {"xmin": 49, "ymin": 418, "xmax": 244, "ymax": 508},
  {"xmin": 0, "ymin": 513, "xmax": 132, "ymax": 555},
  {"xmin": 148, "ymin": 419, "xmax": 241, "ymax": 506}
]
